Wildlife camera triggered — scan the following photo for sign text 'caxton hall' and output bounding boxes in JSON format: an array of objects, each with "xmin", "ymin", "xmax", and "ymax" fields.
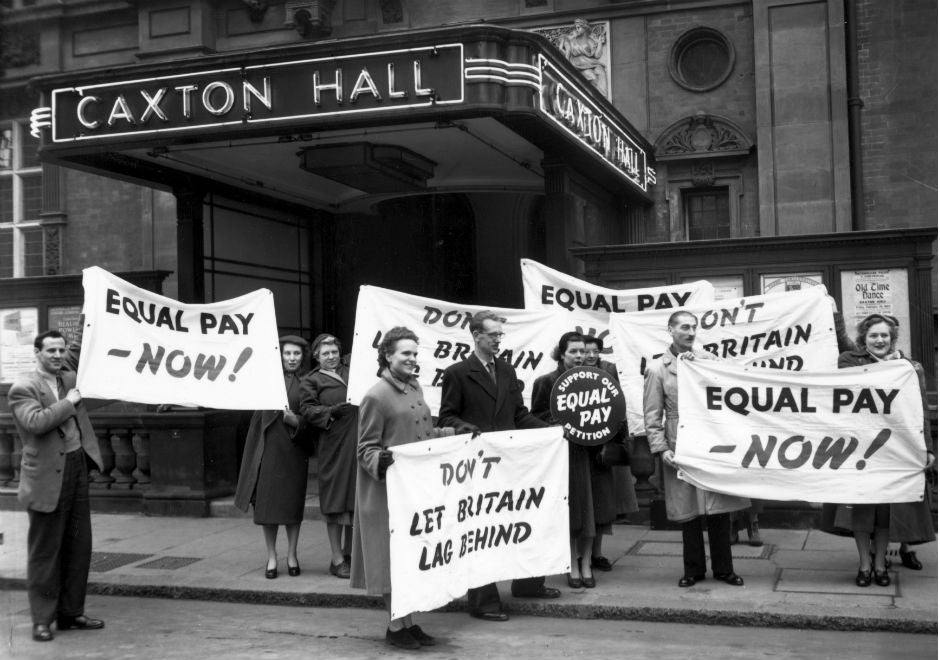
[
  {"xmin": 50, "ymin": 44, "xmax": 464, "ymax": 141},
  {"xmin": 538, "ymin": 56, "xmax": 653, "ymax": 193}
]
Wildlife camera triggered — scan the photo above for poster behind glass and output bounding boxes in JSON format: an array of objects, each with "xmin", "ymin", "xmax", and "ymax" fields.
[{"xmin": 0, "ymin": 307, "xmax": 39, "ymax": 383}]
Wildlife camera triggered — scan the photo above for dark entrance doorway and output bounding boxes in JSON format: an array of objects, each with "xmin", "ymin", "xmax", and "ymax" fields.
[{"xmin": 327, "ymin": 193, "xmax": 476, "ymax": 343}]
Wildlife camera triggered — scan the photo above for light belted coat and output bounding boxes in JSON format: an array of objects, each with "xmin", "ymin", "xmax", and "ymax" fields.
[
  {"xmin": 349, "ymin": 369, "xmax": 454, "ymax": 595},
  {"xmin": 643, "ymin": 349, "xmax": 749, "ymax": 523},
  {"xmin": 8, "ymin": 368, "xmax": 103, "ymax": 512}
]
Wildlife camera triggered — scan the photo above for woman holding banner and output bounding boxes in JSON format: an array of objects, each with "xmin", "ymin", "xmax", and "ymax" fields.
[
  {"xmin": 300, "ymin": 334, "xmax": 357, "ymax": 579},
  {"xmin": 820, "ymin": 313, "xmax": 936, "ymax": 587},
  {"xmin": 350, "ymin": 326, "xmax": 455, "ymax": 650},
  {"xmin": 531, "ymin": 331, "xmax": 604, "ymax": 589},
  {"xmin": 234, "ymin": 335, "xmax": 312, "ymax": 579}
]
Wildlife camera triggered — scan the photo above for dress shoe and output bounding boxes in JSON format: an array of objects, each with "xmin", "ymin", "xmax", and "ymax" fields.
[
  {"xmin": 329, "ymin": 559, "xmax": 350, "ymax": 579},
  {"xmin": 581, "ymin": 574, "xmax": 596, "ymax": 588},
  {"xmin": 265, "ymin": 567, "xmax": 278, "ymax": 579},
  {"xmin": 469, "ymin": 610, "xmax": 509, "ymax": 622},
  {"xmin": 873, "ymin": 569, "xmax": 891, "ymax": 587},
  {"xmin": 287, "ymin": 562, "xmax": 301, "ymax": 577},
  {"xmin": 386, "ymin": 626, "xmax": 420, "ymax": 650},
  {"xmin": 32, "ymin": 624, "xmax": 53, "ymax": 642},
  {"xmin": 515, "ymin": 585, "xmax": 561, "ymax": 599},
  {"xmin": 714, "ymin": 572, "xmax": 744, "ymax": 586},
  {"xmin": 855, "ymin": 568, "xmax": 872, "ymax": 587},
  {"xmin": 567, "ymin": 574, "xmax": 582, "ymax": 588},
  {"xmin": 900, "ymin": 550, "xmax": 922, "ymax": 570},
  {"xmin": 678, "ymin": 575, "xmax": 697, "ymax": 588},
  {"xmin": 591, "ymin": 555, "xmax": 613, "ymax": 571},
  {"xmin": 407, "ymin": 625, "xmax": 436, "ymax": 646},
  {"xmin": 56, "ymin": 615, "xmax": 104, "ymax": 630}
]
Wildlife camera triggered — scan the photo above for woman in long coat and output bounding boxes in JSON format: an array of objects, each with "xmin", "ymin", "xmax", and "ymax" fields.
[
  {"xmin": 642, "ymin": 311, "xmax": 749, "ymax": 587},
  {"xmin": 530, "ymin": 331, "xmax": 603, "ymax": 589},
  {"xmin": 234, "ymin": 335, "xmax": 312, "ymax": 578},
  {"xmin": 300, "ymin": 334, "xmax": 357, "ymax": 579},
  {"xmin": 350, "ymin": 326, "xmax": 454, "ymax": 650},
  {"xmin": 819, "ymin": 313, "xmax": 936, "ymax": 587}
]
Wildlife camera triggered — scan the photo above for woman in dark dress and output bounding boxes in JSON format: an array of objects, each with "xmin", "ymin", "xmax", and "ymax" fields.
[
  {"xmin": 300, "ymin": 334, "xmax": 358, "ymax": 579},
  {"xmin": 234, "ymin": 335, "xmax": 312, "ymax": 578},
  {"xmin": 530, "ymin": 331, "xmax": 601, "ymax": 589},
  {"xmin": 820, "ymin": 314, "xmax": 936, "ymax": 587}
]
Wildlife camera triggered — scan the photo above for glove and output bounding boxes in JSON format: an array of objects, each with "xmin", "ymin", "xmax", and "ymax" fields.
[
  {"xmin": 377, "ymin": 450, "xmax": 395, "ymax": 478},
  {"xmin": 331, "ymin": 403, "xmax": 353, "ymax": 419},
  {"xmin": 455, "ymin": 423, "xmax": 481, "ymax": 438}
]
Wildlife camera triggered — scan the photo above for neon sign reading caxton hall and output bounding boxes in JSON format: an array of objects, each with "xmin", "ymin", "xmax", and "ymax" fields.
[
  {"xmin": 47, "ymin": 44, "xmax": 464, "ymax": 142},
  {"xmin": 538, "ymin": 56, "xmax": 654, "ymax": 192}
]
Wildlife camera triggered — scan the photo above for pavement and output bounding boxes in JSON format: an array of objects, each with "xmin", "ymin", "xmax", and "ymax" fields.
[{"xmin": 0, "ymin": 497, "xmax": 936, "ymax": 635}]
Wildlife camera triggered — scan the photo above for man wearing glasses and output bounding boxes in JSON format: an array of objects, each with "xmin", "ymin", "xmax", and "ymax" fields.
[{"xmin": 437, "ymin": 310, "xmax": 559, "ymax": 622}]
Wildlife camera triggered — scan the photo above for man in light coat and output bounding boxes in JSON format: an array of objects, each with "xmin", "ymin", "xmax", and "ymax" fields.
[
  {"xmin": 8, "ymin": 330, "xmax": 105, "ymax": 642},
  {"xmin": 642, "ymin": 311, "xmax": 749, "ymax": 588}
]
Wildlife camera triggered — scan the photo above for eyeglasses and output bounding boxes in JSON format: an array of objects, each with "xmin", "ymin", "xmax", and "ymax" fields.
[{"xmin": 480, "ymin": 331, "xmax": 505, "ymax": 340}]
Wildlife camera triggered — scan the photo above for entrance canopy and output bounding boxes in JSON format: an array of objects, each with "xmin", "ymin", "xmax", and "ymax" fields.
[{"xmin": 30, "ymin": 25, "xmax": 655, "ymax": 211}]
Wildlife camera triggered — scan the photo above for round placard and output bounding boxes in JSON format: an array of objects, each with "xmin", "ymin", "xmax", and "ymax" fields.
[{"xmin": 549, "ymin": 366, "xmax": 626, "ymax": 446}]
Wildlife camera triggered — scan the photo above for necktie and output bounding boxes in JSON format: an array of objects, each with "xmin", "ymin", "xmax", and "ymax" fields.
[
  {"xmin": 56, "ymin": 375, "xmax": 68, "ymax": 401},
  {"xmin": 486, "ymin": 362, "xmax": 497, "ymax": 384}
]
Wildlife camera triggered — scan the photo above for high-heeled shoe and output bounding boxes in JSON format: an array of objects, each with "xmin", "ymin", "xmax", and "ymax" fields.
[
  {"xmin": 567, "ymin": 574, "xmax": 582, "ymax": 588},
  {"xmin": 873, "ymin": 569, "xmax": 891, "ymax": 587},
  {"xmin": 287, "ymin": 560, "xmax": 301, "ymax": 577},
  {"xmin": 265, "ymin": 566, "xmax": 278, "ymax": 579},
  {"xmin": 581, "ymin": 574, "xmax": 596, "ymax": 588},
  {"xmin": 899, "ymin": 549, "xmax": 921, "ymax": 570},
  {"xmin": 855, "ymin": 568, "xmax": 872, "ymax": 587}
]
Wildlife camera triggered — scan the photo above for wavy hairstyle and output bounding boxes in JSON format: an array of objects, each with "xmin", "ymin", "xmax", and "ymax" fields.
[{"xmin": 376, "ymin": 326, "xmax": 419, "ymax": 376}]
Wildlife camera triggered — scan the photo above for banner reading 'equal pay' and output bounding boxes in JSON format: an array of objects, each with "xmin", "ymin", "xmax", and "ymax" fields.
[
  {"xmin": 78, "ymin": 266, "xmax": 287, "ymax": 409},
  {"xmin": 610, "ymin": 287, "xmax": 839, "ymax": 434},
  {"xmin": 675, "ymin": 359, "xmax": 929, "ymax": 503},
  {"xmin": 387, "ymin": 427, "xmax": 569, "ymax": 619}
]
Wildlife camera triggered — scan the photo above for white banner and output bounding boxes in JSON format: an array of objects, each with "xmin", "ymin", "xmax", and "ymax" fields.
[
  {"xmin": 78, "ymin": 266, "xmax": 288, "ymax": 409},
  {"xmin": 675, "ymin": 359, "xmax": 928, "ymax": 503},
  {"xmin": 521, "ymin": 259, "xmax": 715, "ymax": 314},
  {"xmin": 609, "ymin": 287, "xmax": 839, "ymax": 434},
  {"xmin": 348, "ymin": 286, "xmax": 576, "ymax": 414},
  {"xmin": 387, "ymin": 427, "xmax": 569, "ymax": 619}
]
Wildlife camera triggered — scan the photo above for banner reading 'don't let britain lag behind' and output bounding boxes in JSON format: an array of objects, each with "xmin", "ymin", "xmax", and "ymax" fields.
[{"xmin": 609, "ymin": 287, "xmax": 839, "ymax": 434}]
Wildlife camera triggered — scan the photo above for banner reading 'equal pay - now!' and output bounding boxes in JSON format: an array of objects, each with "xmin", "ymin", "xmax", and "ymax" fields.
[
  {"xmin": 77, "ymin": 266, "xmax": 288, "ymax": 409},
  {"xmin": 675, "ymin": 359, "xmax": 929, "ymax": 503}
]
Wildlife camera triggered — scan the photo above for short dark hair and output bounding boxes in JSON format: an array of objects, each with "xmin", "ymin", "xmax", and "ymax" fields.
[
  {"xmin": 551, "ymin": 331, "xmax": 585, "ymax": 363},
  {"xmin": 667, "ymin": 310, "xmax": 697, "ymax": 327},
  {"xmin": 34, "ymin": 330, "xmax": 65, "ymax": 350},
  {"xmin": 582, "ymin": 335, "xmax": 604, "ymax": 351},
  {"xmin": 377, "ymin": 326, "xmax": 419, "ymax": 375},
  {"xmin": 469, "ymin": 310, "xmax": 504, "ymax": 335},
  {"xmin": 855, "ymin": 314, "xmax": 899, "ymax": 351}
]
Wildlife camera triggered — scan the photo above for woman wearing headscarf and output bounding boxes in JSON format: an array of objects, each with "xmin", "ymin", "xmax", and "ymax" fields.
[
  {"xmin": 349, "ymin": 326, "xmax": 455, "ymax": 650},
  {"xmin": 234, "ymin": 335, "xmax": 312, "ymax": 578},
  {"xmin": 300, "ymin": 333, "xmax": 357, "ymax": 579},
  {"xmin": 820, "ymin": 313, "xmax": 936, "ymax": 587}
]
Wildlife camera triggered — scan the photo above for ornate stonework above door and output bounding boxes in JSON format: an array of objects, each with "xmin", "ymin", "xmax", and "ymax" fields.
[{"xmin": 654, "ymin": 112, "xmax": 753, "ymax": 161}]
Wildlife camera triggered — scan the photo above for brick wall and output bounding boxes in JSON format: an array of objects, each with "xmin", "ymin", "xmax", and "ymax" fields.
[{"xmin": 856, "ymin": 0, "xmax": 938, "ymax": 229}]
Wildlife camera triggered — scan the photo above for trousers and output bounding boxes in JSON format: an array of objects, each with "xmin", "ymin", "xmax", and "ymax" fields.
[
  {"xmin": 681, "ymin": 513, "xmax": 733, "ymax": 577},
  {"xmin": 27, "ymin": 448, "xmax": 92, "ymax": 625}
]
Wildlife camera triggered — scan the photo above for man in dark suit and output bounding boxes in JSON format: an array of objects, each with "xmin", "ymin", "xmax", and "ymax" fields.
[
  {"xmin": 8, "ymin": 330, "xmax": 105, "ymax": 642},
  {"xmin": 437, "ymin": 310, "xmax": 561, "ymax": 621}
]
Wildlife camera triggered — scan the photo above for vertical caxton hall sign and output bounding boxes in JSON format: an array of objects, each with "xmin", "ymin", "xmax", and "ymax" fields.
[
  {"xmin": 538, "ymin": 55, "xmax": 655, "ymax": 192},
  {"xmin": 45, "ymin": 44, "xmax": 465, "ymax": 142}
]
